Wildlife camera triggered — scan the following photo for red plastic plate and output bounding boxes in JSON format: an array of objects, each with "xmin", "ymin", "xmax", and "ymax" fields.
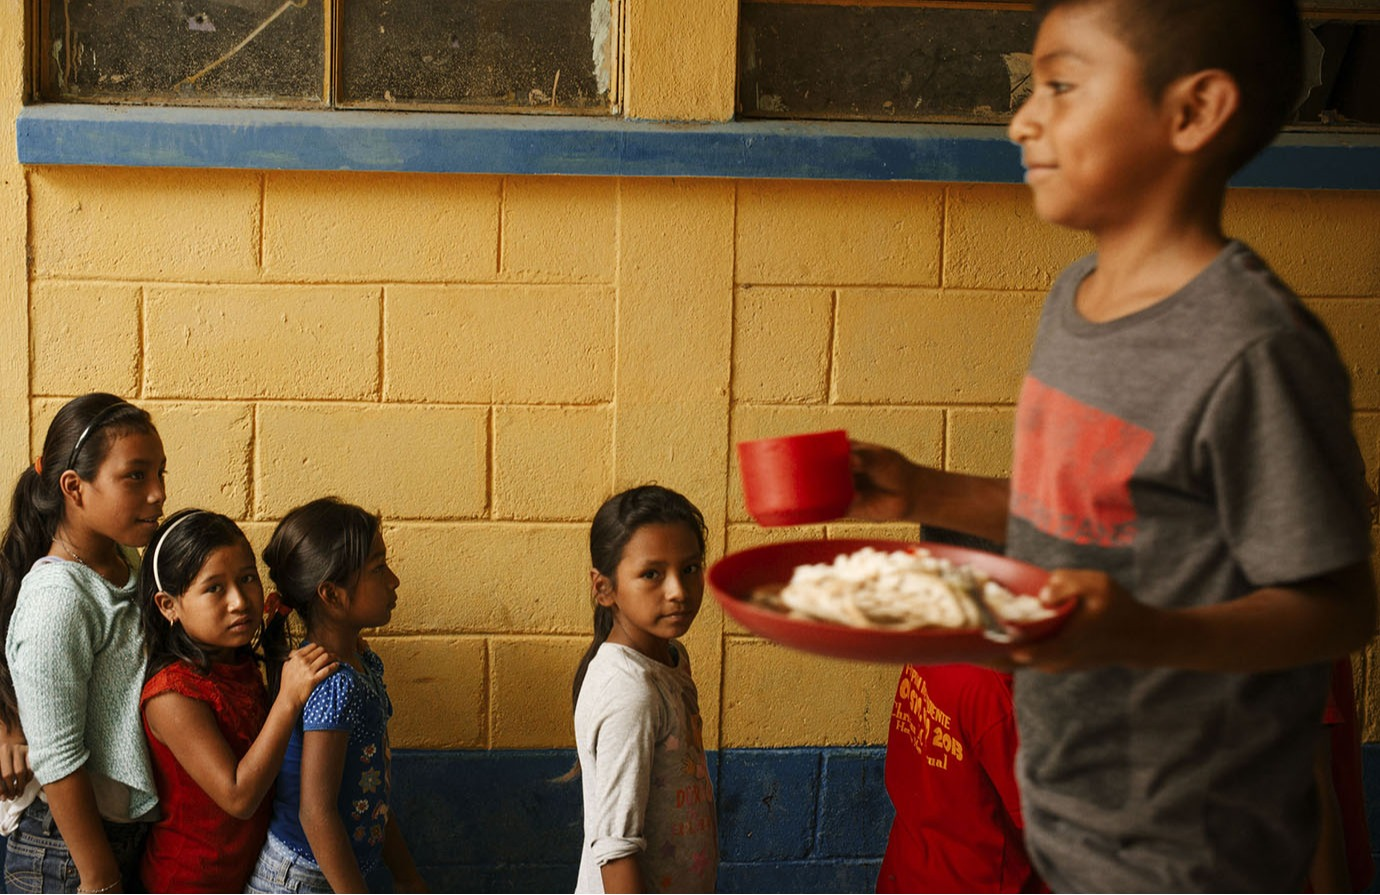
[{"xmin": 708, "ymin": 539, "xmax": 1072, "ymax": 665}]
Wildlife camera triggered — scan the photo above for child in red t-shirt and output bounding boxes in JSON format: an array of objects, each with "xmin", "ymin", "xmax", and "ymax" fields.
[
  {"xmin": 878, "ymin": 529, "xmax": 1043, "ymax": 894},
  {"xmin": 878, "ymin": 663, "xmax": 1043, "ymax": 893}
]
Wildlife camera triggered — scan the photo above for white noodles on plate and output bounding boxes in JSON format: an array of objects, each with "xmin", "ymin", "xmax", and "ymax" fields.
[{"xmin": 751, "ymin": 546, "xmax": 1053, "ymax": 631}]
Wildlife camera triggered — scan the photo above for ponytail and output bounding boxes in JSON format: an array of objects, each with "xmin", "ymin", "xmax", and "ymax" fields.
[
  {"xmin": 261, "ymin": 496, "xmax": 378, "ymax": 702},
  {"xmin": 570, "ymin": 603, "xmax": 615, "ymax": 714},
  {"xmin": 0, "ymin": 393, "xmax": 154, "ymax": 728},
  {"xmin": 258, "ymin": 611, "xmax": 295, "ymax": 705},
  {"xmin": 0, "ymin": 468, "xmax": 62, "ymax": 728}
]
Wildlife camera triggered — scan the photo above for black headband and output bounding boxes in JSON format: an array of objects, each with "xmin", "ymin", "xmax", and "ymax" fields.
[{"xmin": 65, "ymin": 401, "xmax": 134, "ymax": 472}]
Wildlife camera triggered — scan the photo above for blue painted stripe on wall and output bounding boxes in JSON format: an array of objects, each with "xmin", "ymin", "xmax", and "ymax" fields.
[{"xmin": 16, "ymin": 104, "xmax": 1380, "ymax": 189}]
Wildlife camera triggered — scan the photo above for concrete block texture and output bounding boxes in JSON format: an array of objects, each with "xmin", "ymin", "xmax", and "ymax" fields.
[
  {"xmin": 255, "ymin": 402, "xmax": 488, "ymax": 520},
  {"xmin": 381, "ymin": 522, "xmax": 590, "ymax": 634},
  {"xmin": 816, "ymin": 750, "xmax": 893, "ymax": 858},
  {"xmin": 29, "ymin": 166, "xmax": 262, "ymax": 282},
  {"xmin": 732, "ymin": 287, "xmax": 834, "ymax": 403},
  {"xmin": 721, "ymin": 639, "xmax": 898, "ymax": 747},
  {"xmin": 1309, "ymin": 299, "xmax": 1380, "ymax": 411},
  {"xmin": 144, "ymin": 285, "xmax": 381, "ymax": 400},
  {"xmin": 385, "ymin": 284, "xmax": 615, "ymax": 404},
  {"xmin": 18, "ymin": 166, "xmax": 1380, "ymax": 755},
  {"xmin": 0, "ymin": 38, "xmax": 27, "ymax": 477},
  {"xmin": 148, "ymin": 402, "xmax": 255, "ymax": 520},
  {"xmin": 262, "ymin": 171, "xmax": 500, "ymax": 283},
  {"xmin": 371, "ymin": 636, "xmax": 486, "ymax": 749},
  {"xmin": 30, "ymin": 281, "xmax": 141, "ymax": 397},
  {"xmin": 500, "ymin": 177, "xmax": 617, "ymax": 282},
  {"xmin": 614, "ymin": 179, "xmax": 734, "ymax": 542},
  {"xmin": 378, "ymin": 746, "xmax": 894, "ymax": 893},
  {"xmin": 736, "ymin": 180, "xmax": 943, "ymax": 287},
  {"xmin": 493, "ymin": 405, "xmax": 613, "ymax": 521},
  {"xmin": 717, "ymin": 749, "xmax": 820, "ymax": 861},
  {"xmin": 624, "ymin": 0, "xmax": 737, "ymax": 121},
  {"xmin": 944, "ymin": 183, "xmax": 1092, "ymax": 291},
  {"xmin": 1224, "ymin": 189, "xmax": 1380, "ymax": 297},
  {"xmin": 1355, "ymin": 414, "xmax": 1378, "ymax": 492},
  {"xmin": 833, "ymin": 287, "xmax": 1042, "ymax": 405},
  {"xmin": 948, "ymin": 407, "xmax": 1017, "ymax": 477},
  {"xmin": 489, "ymin": 636, "xmax": 587, "ymax": 749}
]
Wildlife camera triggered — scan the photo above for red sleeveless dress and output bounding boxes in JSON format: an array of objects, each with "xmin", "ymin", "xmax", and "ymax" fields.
[{"xmin": 139, "ymin": 659, "xmax": 272, "ymax": 893}]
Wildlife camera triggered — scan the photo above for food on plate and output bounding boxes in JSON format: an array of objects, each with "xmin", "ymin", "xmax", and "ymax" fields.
[{"xmin": 750, "ymin": 546, "xmax": 1054, "ymax": 631}]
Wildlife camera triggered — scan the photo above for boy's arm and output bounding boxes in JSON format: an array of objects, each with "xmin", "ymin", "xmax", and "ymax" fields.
[
  {"xmin": 381, "ymin": 813, "xmax": 427, "ymax": 892},
  {"xmin": 848, "ymin": 442, "xmax": 1010, "ymax": 543},
  {"xmin": 43, "ymin": 767, "xmax": 123, "ymax": 892},
  {"xmin": 1012, "ymin": 559, "xmax": 1377, "ymax": 672},
  {"xmin": 300, "ymin": 728, "xmax": 370, "ymax": 893}
]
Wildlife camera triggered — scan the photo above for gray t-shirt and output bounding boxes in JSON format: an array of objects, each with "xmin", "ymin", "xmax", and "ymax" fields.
[
  {"xmin": 574, "ymin": 641, "xmax": 717, "ymax": 894},
  {"xmin": 1007, "ymin": 241, "xmax": 1372, "ymax": 892}
]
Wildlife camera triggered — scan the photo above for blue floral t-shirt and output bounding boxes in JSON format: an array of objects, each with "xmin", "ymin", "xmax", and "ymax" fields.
[{"xmin": 268, "ymin": 648, "xmax": 394, "ymax": 873}]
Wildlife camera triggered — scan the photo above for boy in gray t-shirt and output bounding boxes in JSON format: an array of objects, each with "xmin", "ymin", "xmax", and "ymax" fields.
[{"xmin": 849, "ymin": 1, "xmax": 1376, "ymax": 890}]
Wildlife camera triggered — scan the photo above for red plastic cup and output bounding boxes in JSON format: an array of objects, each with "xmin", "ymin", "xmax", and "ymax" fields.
[{"xmin": 737, "ymin": 429, "xmax": 855, "ymax": 527}]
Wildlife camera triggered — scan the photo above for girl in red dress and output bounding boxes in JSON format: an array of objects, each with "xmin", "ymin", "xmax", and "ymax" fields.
[{"xmin": 136, "ymin": 509, "xmax": 337, "ymax": 893}]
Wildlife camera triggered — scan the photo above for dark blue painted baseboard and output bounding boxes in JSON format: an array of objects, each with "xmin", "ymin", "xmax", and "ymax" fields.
[
  {"xmin": 8, "ymin": 744, "xmax": 1380, "ymax": 892},
  {"xmin": 382, "ymin": 747, "xmax": 888, "ymax": 893}
]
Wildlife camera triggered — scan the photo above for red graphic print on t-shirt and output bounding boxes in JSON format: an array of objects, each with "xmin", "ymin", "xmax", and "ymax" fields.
[{"xmin": 1010, "ymin": 376, "xmax": 1153, "ymax": 547}]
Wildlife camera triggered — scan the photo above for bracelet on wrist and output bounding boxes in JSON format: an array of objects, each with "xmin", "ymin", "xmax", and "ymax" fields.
[{"xmin": 78, "ymin": 881, "xmax": 120, "ymax": 894}]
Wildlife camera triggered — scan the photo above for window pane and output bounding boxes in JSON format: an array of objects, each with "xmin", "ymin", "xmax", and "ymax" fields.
[
  {"xmin": 739, "ymin": 4, "xmax": 1036, "ymax": 123},
  {"xmin": 44, "ymin": 0, "xmax": 326, "ymax": 104},
  {"xmin": 338, "ymin": 0, "xmax": 615, "ymax": 112}
]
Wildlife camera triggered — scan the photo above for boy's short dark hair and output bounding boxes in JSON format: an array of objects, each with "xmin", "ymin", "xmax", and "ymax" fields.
[{"xmin": 1035, "ymin": 0, "xmax": 1303, "ymax": 173}]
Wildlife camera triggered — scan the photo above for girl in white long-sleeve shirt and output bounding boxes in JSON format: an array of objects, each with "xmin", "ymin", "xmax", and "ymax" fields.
[{"xmin": 571, "ymin": 486, "xmax": 718, "ymax": 894}]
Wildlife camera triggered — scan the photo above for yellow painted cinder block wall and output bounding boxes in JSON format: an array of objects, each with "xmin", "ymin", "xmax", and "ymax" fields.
[{"xmin": 3, "ymin": 3, "xmax": 1379, "ymax": 753}]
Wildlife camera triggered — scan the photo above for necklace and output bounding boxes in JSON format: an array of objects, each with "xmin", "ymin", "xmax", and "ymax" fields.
[{"xmin": 53, "ymin": 530, "xmax": 90, "ymax": 567}]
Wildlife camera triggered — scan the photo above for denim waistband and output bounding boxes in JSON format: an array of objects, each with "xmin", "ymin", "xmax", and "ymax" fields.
[{"xmin": 17, "ymin": 799, "xmax": 148, "ymax": 850}]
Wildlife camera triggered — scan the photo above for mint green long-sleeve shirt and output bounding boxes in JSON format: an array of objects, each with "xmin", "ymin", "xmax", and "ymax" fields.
[{"xmin": 6, "ymin": 555, "xmax": 157, "ymax": 821}]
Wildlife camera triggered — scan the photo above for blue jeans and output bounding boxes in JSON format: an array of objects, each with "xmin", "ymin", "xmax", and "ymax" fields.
[
  {"xmin": 3, "ymin": 800, "xmax": 146, "ymax": 894},
  {"xmin": 244, "ymin": 832, "xmax": 332, "ymax": 894}
]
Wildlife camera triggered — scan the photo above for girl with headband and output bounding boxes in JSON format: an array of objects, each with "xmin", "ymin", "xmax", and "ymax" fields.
[
  {"xmin": 136, "ymin": 509, "xmax": 337, "ymax": 893},
  {"xmin": 0, "ymin": 393, "xmax": 164, "ymax": 893},
  {"xmin": 134, "ymin": 507, "xmax": 336, "ymax": 888}
]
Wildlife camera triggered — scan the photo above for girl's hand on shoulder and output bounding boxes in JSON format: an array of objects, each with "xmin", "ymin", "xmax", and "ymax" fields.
[
  {"xmin": 279, "ymin": 643, "xmax": 339, "ymax": 710},
  {"xmin": 1008, "ymin": 569, "xmax": 1156, "ymax": 672}
]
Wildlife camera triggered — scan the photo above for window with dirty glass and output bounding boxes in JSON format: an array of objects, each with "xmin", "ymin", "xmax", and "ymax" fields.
[
  {"xmin": 36, "ymin": 0, "xmax": 619, "ymax": 113},
  {"xmin": 737, "ymin": 0, "xmax": 1380, "ymax": 130}
]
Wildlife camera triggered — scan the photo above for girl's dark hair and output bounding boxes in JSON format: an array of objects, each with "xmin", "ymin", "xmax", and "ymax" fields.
[
  {"xmin": 139, "ymin": 510, "xmax": 256, "ymax": 678},
  {"xmin": 570, "ymin": 485, "xmax": 707, "ymax": 714},
  {"xmin": 0, "ymin": 393, "xmax": 155, "ymax": 728},
  {"xmin": 260, "ymin": 497, "xmax": 379, "ymax": 700}
]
